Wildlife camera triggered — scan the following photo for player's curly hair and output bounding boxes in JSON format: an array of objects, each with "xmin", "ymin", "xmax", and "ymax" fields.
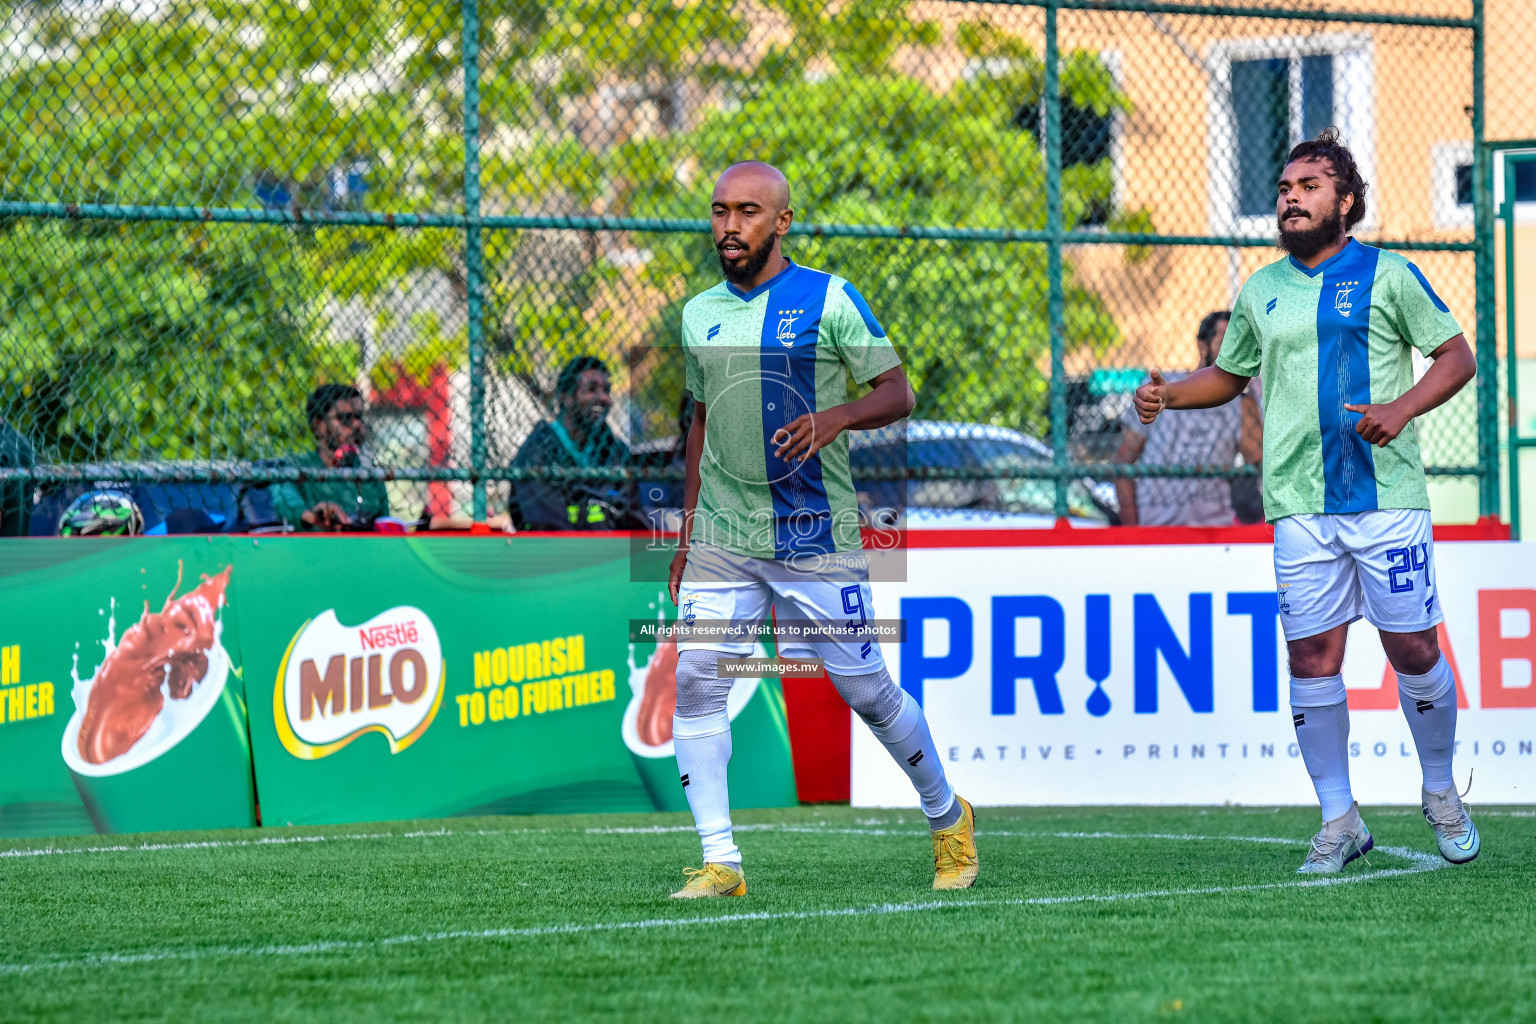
[{"xmin": 1287, "ymin": 127, "xmax": 1369, "ymax": 231}]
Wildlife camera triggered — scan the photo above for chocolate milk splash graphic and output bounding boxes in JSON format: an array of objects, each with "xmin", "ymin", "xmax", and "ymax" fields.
[
  {"xmin": 76, "ymin": 564, "xmax": 231, "ymax": 764},
  {"xmin": 622, "ymin": 599, "xmax": 773, "ymax": 813},
  {"xmin": 635, "ymin": 633, "xmax": 678, "ymax": 747},
  {"xmin": 622, "ymin": 599, "xmax": 763, "ymax": 757}
]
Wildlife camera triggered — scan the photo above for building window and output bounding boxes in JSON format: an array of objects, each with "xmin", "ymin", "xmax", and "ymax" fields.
[
  {"xmin": 963, "ymin": 53, "xmax": 1124, "ymax": 229},
  {"xmin": 1455, "ymin": 161, "xmax": 1536, "ymax": 206},
  {"xmin": 1454, "ymin": 163, "xmax": 1474, "ymax": 207},
  {"xmin": 1432, "ymin": 142, "xmax": 1536, "ymax": 229},
  {"xmin": 1208, "ymin": 35, "xmax": 1374, "ymax": 234},
  {"xmin": 1022, "ymin": 98, "xmax": 1117, "ymax": 225},
  {"xmin": 1020, "ymin": 98, "xmax": 1114, "ymax": 167},
  {"xmin": 1231, "ymin": 55, "xmax": 1335, "ymax": 216}
]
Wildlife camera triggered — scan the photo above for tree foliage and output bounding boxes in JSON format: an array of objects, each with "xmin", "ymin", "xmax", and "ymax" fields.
[
  {"xmin": 625, "ymin": 14, "xmax": 1138, "ymax": 435},
  {"xmin": 0, "ymin": 0, "xmax": 1141, "ymax": 465}
]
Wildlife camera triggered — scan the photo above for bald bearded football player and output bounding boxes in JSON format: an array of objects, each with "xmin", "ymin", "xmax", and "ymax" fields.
[{"xmin": 664, "ymin": 161, "xmax": 978, "ymax": 898}]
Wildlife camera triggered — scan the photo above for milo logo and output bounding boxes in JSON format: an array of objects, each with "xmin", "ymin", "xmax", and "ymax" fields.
[{"xmin": 275, "ymin": 606, "xmax": 444, "ymax": 759}]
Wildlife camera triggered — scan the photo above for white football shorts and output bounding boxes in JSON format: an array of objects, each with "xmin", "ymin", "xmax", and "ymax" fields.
[
  {"xmin": 1273, "ymin": 508, "xmax": 1442, "ymax": 641},
  {"xmin": 676, "ymin": 543, "xmax": 884, "ymax": 675}
]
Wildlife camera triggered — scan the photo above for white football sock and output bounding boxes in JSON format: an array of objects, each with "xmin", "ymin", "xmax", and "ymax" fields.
[
  {"xmin": 1290, "ymin": 674, "xmax": 1354, "ymax": 822},
  {"xmin": 673, "ymin": 710, "xmax": 739, "ymax": 867},
  {"xmin": 866, "ymin": 690, "xmax": 957, "ymax": 828},
  {"xmin": 1396, "ymin": 654, "xmax": 1457, "ymax": 793}
]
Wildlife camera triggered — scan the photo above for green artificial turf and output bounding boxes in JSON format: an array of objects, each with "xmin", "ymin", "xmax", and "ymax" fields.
[{"xmin": 0, "ymin": 804, "xmax": 1532, "ymax": 1023}]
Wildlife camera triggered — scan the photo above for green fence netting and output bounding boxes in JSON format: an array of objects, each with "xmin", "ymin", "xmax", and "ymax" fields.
[{"xmin": 0, "ymin": 0, "xmax": 1521, "ymax": 532}]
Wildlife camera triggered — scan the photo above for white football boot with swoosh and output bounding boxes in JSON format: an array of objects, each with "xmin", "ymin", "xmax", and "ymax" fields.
[
  {"xmin": 1422, "ymin": 786, "xmax": 1481, "ymax": 864},
  {"xmin": 1297, "ymin": 802, "xmax": 1374, "ymax": 874}
]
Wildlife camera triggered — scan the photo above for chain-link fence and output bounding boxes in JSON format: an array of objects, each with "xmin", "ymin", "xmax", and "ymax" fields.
[{"xmin": 0, "ymin": 0, "xmax": 1524, "ymax": 534}]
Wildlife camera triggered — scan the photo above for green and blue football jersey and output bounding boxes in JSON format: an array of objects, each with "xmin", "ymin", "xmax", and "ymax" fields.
[
  {"xmin": 680, "ymin": 259, "xmax": 900, "ymax": 559},
  {"xmin": 1215, "ymin": 240, "xmax": 1463, "ymax": 522}
]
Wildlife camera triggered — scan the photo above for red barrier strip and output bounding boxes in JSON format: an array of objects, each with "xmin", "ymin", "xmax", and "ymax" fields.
[
  {"xmin": 193, "ymin": 517, "xmax": 1514, "ymax": 544},
  {"xmin": 867, "ymin": 516, "xmax": 1509, "ymax": 549}
]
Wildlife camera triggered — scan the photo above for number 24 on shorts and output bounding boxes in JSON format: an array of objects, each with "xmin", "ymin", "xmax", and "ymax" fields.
[{"xmin": 1386, "ymin": 543, "xmax": 1430, "ymax": 594}]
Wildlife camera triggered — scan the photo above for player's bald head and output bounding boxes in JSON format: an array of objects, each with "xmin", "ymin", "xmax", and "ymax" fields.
[
  {"xmin": 710, "ymin": 162, "xmax": 794, "ymax": 288},
  {"xmin": 712, "ymin": 161, "xmax": 791, "ymax": 214}
]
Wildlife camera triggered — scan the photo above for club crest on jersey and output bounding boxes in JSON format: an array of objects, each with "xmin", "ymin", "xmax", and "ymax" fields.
[
  {"xmin": 775, "ymin": 308, "xmax": 804, "ymax": 347},
  {"xmin": 1333, "ymin": 280, "xmax": 1359, "ymax": 318}
]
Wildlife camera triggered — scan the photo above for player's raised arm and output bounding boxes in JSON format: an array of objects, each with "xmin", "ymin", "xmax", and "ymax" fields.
[{"xmin": 1132, "ymin": 365, "xmax": 1250, "ymax": 424}]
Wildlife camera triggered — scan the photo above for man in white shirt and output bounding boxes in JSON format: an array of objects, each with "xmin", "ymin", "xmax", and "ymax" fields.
[{"xmin": 1114, "ymin": 311, "xmax": 1263, "ymax": 526}]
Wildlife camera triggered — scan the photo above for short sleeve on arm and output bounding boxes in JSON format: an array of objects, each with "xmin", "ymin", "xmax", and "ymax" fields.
[
  {"xmin": 1392, "ymin": 260, "xmax": 1463, "ymax": 356},
  {"xmin": 1215, "ymin": 299, "xmax": 1261, "ymax": 378},
  {"xmin": 830, "ymin": 281, "xmax": 901, "ymax": 383},
  {"xmin": 681, "ymin": 319, "xmax": 703, "ymax": 402}
]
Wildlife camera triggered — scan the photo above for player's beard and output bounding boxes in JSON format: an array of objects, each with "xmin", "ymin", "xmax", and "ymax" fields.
[
  {"xmin": 716, "ymin": 234, "xmax": 775, "ymax": 286},
  {"xmin": 1277, "ymin": 202, "xmax": 1345, "ymax": 260}
]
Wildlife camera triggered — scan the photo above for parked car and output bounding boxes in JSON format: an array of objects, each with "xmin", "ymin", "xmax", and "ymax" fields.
[
  {"xmin": 849, "ymin": 420, "xmax": 1117, "ymax": 527},
  {"xmin": 630, "ymin": 420, "xmax": 1117, "ymax": 530}
]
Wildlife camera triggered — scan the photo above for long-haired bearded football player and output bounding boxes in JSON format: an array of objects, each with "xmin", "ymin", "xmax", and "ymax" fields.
[
  {"xmin": 665, "ymin": 161, "xmax": 977, "ymax": 898},
  {"xmin": 1134, "ymin": 129, "xmax": 1480, "ymax": 872}
]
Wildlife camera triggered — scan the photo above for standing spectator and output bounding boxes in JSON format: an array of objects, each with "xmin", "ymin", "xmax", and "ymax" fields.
[
  {"xmin": 272, "ymin": 384, "xmax": 390, "ymax": 531},
  {"xmin": 508, "ymin": 356, "xmax": 632, "ymax": 530},
  {"xmin": 0, "ymin": 419, "xmax": 33, "ymax": 536},
  {"xmin": 1115, "ymin": 311, "xmax": 1263, "ymax": 526}
]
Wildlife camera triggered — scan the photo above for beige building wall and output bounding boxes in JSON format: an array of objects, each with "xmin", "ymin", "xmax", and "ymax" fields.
[{"xmin": 905, "ymin": 1, "xmax": 1533, "ymax": 370}]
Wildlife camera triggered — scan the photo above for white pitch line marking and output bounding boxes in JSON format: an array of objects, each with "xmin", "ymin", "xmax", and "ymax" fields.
[
  {"xmin": 0, "ymin": 822, "xmax": 1309, "ymax": 857},
  {"xmin": 2, "ymin": 815, "xmax": 1481, "ymax": 858},
  {"xmin": 0, "ymin": 827, "xmax": 545, "ymax": 860},
  {"xmin": 594, "ymin": 824, "xmax": 1311, "ymax": 845},
  {"xmin": 0, "ymin": 837, "xmax": 1444, "ymax": 975}
]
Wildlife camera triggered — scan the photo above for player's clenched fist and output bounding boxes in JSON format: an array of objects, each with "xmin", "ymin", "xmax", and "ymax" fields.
[
  {"xmin": 1132, "ymin": 369, "xmax": 1169, "ymax": 424},
  {"xmin": 1344, "ymin": 401, "xmax": 1411, "ymax": 448}
]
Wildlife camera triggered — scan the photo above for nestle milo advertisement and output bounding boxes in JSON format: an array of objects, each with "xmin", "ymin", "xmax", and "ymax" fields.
[
  {"xmin": 0, "ymin": 539, "xmax": 255, "ymax": 838},
  {"xmin": 0, "ymin": 536, "xmax": 796, "ymax": 837},
  {"xmin": 235, "ymin": 535, "xmax": 796, "ymax": 827}
]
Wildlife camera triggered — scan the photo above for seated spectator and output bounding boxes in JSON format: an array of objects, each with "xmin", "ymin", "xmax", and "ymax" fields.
[
  {"xmin": 508, "ymin": 356, "xmax": 633, "ymax": 530},
  {"xmin": 1115, "ymin": 311, "xmax": 1263, "ymax": 526},
  {"xmin": 272, "ymin": 384, "xmax": 390, "ymax": 531},
  {"xmin": 0, "ymin": 418, "xmax": 33, "ymax": 537}
]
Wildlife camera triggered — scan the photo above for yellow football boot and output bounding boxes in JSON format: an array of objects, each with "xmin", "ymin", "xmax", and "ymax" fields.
[
  {"xmin": 931, "ymin": 795, "xmax": 979, "ymax": 890},
  {"xmin": 669, "ymin": 862, "xmax": 747, "ymax": 899}
]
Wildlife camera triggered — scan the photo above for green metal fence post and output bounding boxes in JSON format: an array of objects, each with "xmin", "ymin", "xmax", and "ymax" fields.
[
  {"xmin": 1503, "ymin": 157, "xmax": 1520, "ymax": 539},
  {"xmin": 1472, "ymin": 0, "xmax": 1499, "ymax": 522},
  {"xmin": 1044, "ymin": 0, "xmax": 1067, "ymax": 520},
  {"xmin": 463, "ymin": 0, "xmax": 488, "ymax": 521}
]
